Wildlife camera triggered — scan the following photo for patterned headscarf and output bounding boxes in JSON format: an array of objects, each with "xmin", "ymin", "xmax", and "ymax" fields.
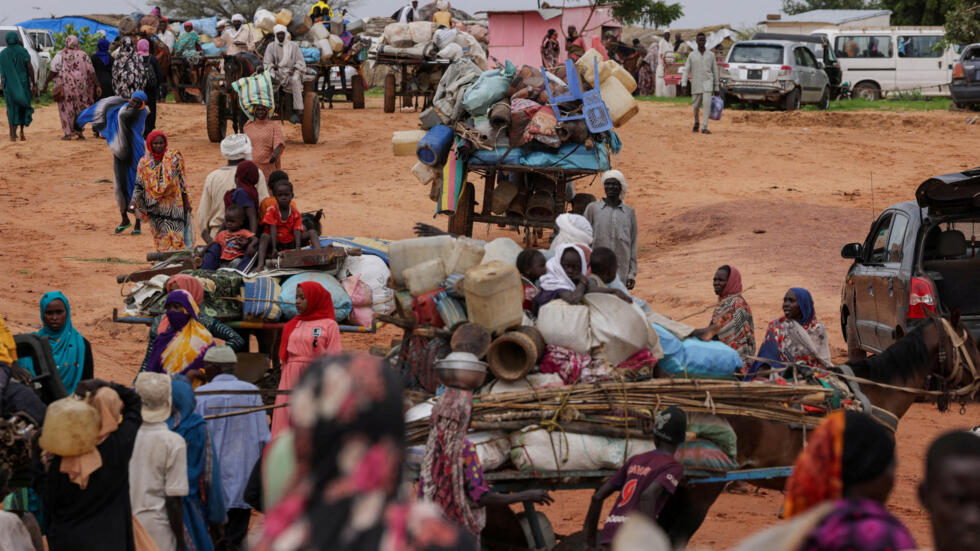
[
  {"xmin": 146, "ymin": 290, "xmax": 214, "ymax": 377},
  {"xmin": 720, "ymin": 265, "xmax": 743, "ymax": 298}
]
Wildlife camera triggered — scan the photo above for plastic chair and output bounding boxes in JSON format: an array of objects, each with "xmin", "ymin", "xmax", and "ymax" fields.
[{"xmin": 541, "ymin": 57, "xmax": 613, "ymax": 133}]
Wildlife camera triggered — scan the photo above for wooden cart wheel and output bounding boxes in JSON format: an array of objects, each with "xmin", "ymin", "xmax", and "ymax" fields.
[
  {"xmin": 170, "ymin": 65, "xmax": 184, "ymax": 103},
  {"xmin": 384, "ymin": 73, "xmax": 396, "ymax": 113},
  {"xmin": 352, "ymin": 74, "xmax": 365, "ymax": 109},
  {"xmin": 448, "ymin": 182, "xmax": 475, "ymax": 237},
  {"xmin": 302, "ymin": 91, "xmax": 320, "ymax": 144},
  {"xmin": 206, "ymin": 88, "xmax": 226, "ymax": 143}
]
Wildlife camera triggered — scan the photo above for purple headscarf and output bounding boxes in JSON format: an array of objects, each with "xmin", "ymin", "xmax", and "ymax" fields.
[{"xmin": 145, "ymin": 290, "xmax": 214, "ymax": 376}]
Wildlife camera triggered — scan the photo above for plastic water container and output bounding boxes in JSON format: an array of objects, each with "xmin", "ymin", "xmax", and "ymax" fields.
[
  {"xmin": 600, "ymin": 76, "xmax": 639, "ymax": 127},
  {"xmin": 416, "ymin": 124, "xmax": 454, "ymax": 166},
  {"xmin": 412, "ymin": 161, "xmax": 441, "ymax": 185},
  {"xmin": 602, "ymin": 60, "xmax": 637, "ymax": 93},
  {"xmin": 311, "ymin": 22, "xmax": 329, "ymax": 40},
  {"xmin": 392, "ymin": 130, "xmax": 427, "ymax": 157},
  {"xmin": 276, "ymin": 9, "xmax": 293, "ymax": 26},
  {"xmin": 389, "ymin": 235, "xmax": 454, "ymax": 285},
  {"xmin": 443, "ymin": 237, "xmax": 485, "ymax": 275},
  {"xmin": 464, "ymin": 261, "xmax": 523, "ymax": 334},
  {"xmin": 574, "ymin": 48, "xmax": 606, "ymax": 86},
  {"xmin": 481, "ymin": 237, "xmax": 523, "ymax": 266},
  {"xmin": 404, "ymin": 258, "xmax": 446, "ymax": 297}
]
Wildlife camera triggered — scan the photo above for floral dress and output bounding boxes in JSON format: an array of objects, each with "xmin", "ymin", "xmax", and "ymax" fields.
[
  {"xmin": 52, "ymin": 45, "xmax": 96, "ymax": 135},
  {"xmin": 133, "ymin": 150, "xmax": 189, "ymax": 252}
]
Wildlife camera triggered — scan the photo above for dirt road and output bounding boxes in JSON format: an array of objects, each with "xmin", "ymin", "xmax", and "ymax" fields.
[{"xmin": 1, "ymin": 97, "xmax": 976, "ymax": 548}]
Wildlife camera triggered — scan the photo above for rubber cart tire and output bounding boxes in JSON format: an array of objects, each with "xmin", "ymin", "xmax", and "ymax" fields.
[
  {"xmin": 206, "ymin": 88, "xmax": 226, "ymax": 143},
  {"xmin": 302, "ymin": 91, "xmax": 320, "ymax": 144}
]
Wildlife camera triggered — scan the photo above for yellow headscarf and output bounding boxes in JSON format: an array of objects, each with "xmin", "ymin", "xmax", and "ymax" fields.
[{"xmin": 0, "ymin": 315, "xmax": 17, "ymax": 365}]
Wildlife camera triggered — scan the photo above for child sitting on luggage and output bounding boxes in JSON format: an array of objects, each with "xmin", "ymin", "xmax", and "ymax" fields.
[
  {"xmin": 255, "ymin": 180, "xmax": 321, "ymax": 271},
  {"xmin": 516, "ymin": 248, "xmax": 547, "ymax": 311},
  {"xmin": 589, "ymin": 247, "xmax": 651, "ymax": 313},
  {"xmin": 200, "ymin": 204, "xmax": 256, "ymax": 271}
]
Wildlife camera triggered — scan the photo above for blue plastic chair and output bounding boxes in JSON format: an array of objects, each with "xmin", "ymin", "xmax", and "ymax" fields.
[{"xmin": 541, "ymin": 57, "xmax": 613, "ymax": 133}]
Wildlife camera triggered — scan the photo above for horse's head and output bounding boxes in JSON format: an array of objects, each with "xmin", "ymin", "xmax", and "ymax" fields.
[{"xmin": 930, "ymin": 309, "xmax": 980, "ymax": 404}]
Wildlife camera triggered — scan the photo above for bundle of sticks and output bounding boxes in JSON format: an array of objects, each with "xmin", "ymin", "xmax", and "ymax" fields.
[{"xmin": 406, "ymin": 379, "xmax": 836, "ymax": 445}]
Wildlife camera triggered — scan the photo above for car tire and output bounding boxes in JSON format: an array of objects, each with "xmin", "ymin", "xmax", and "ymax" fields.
[
  {"xmin": 782, "ymin": 87, "xmax": 800, "ymax": 111},
  {"xmin": 817, "ymin": 86, "xmax": 830, "ymax": 110},
  {"xmin": 853, "ymin": 81, "xmax": 880, "ymax": 101},
  {"xmin": 845, "ymin": 314, "xmax": 867, "ymax": 363}
]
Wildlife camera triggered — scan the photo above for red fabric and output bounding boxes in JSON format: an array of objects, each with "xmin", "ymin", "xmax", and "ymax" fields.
[
  {"xmin": 225, "ymin": 160, "xmax": 260, "ymax": 207},
  {"xmin": 721, "ymin": 266, "xmax": 743, "ymax": 298},
  {"xmin": 279, "ymin": 282, "xmax": 336, "ymax": 362},
  {"xmin": 145, "ymin": 130, "xmax": 167, "ymax": 162},
  {"xmin": 411, "ymin": 290, "xmax": 445, "ymax": 328},
  {"xmin": 783, "ymin": 410, "xmax": 845, "ymax": 518},
  {"xmin": 215, "ymin": 229, "xmax": 255, "ymax": 260},
  {"xmin": 262, "ymin": 204, "xmax": 303, "ymax": 244}
]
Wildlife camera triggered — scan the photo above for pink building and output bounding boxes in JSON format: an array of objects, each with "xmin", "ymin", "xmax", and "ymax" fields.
[{"xmin": 485, "ymin": 5, "xmax": 622, "ymax": 68}]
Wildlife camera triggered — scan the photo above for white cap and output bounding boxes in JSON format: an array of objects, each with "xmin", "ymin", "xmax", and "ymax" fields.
[{"xmin": 135, "ymin": 372, "xmax": 172, "ymax": 423}]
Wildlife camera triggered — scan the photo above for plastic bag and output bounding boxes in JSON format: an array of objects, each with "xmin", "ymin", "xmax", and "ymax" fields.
[
  {"xmin": 709, "ymin": 95, "xmax": 724, "ymax": 121},
  {"xmin": 341, "ymin": 255, "xmax": 395, "ymax": 315},
  {"xmin": 187, "ymin": 16, "xmax": 218, "ymax": 37},
  {"xmin": 254, "ymin": 9, "xmax": 276, "ymax": 32},
  {"xmin": 680, "ymin": 338, "xmax": 742, "ymax": 378},
  {"xmin": 408, "ymin": 21, "xmax": 437, "ymax": 44},
  {"xmin": 279, "ymin": 272, "xmax": 352, "ymax": 321},
  {"xmin": 462, "ymin": 61, "xmax": 517, "ymax": 117},
  {"xmin": 383, "ymin": 22, "xmax": 413, "ymax": 47}
]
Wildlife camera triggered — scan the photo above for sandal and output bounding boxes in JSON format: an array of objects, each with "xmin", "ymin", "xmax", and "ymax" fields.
[
  {"xmin": 132, "ymin": 227, "xmax": 141, "ymax": 235},
  {"xmin": 114, "ymin": 223, "xmax": 132, "ymax": 234}
]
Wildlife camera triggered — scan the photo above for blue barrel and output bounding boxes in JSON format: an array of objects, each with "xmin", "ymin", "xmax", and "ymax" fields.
[{"xmin": 417, "ymin": 124, "xmax": 454, "ymax": 166}]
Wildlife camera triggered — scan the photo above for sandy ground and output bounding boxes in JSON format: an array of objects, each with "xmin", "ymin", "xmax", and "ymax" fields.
[{"xmin": 2, "ymin": 97, "xmax": 978, "ymax": 549}]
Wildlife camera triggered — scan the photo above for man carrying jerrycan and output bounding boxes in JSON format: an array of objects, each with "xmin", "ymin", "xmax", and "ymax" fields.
[{"xmin": 684, "ymin": 32, "xmax": 719, "ymax": 134}]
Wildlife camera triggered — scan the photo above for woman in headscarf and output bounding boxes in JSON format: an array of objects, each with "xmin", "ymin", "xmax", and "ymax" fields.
[
  {"xmin": 112, "ymin": 36, "xmax": 147, "ymax": 99},
  {"xmin": 637, "ymin": 40, "xmax": 659, "ymax": 95},
  {"xmin": 131, "ymin": 130, "xmax": 192, "ymax": 252},
  {"xmin": 77, "ymin": 91, "xmax": 149, "ymax": 234},
  {"xmin": 33, "ymin": 380, "xmax": 143, "ymax": 551},
  {"xmin": 175, "ymin": 22, "xmax": 203, "ymax": 63},
  {"xmin": 0, "ymin": 31, "xmax": 36, "ymax": 141},
  {"xmin": 89, "ymin": 38, "xmax": 114, "ymax": 137},
  {"xmin": 732, "ymin": 411, "xmax": 916, "ymax": 551},
  {"xmin": 20, "ymin": 292, "xmax": 93, "ymax": 395},
  {"xmin": 167, "ymin": 376, "xmax": 225, "ymax": 551},
  {"xmin": 748, "ymin": 287, "xmax": 831, "ymax": 378},
  {"xmin": 254, "ymin": 354, "xmax": 476, "ymax": 551},
  {"xmin": 139, "ymin": 275, "xmax": 245, "ymax": 374},
  {"xmin": 145, "ymin": 289, "xmax": 215, "ymax": 379},
  {"xmin": 691, "ymin": 266, "xmax": 755, "ymax": 373},
  {"xmin": 541, "ymin": 29, "xmax": 560, "ymax": 68},
  {"xmin": 41, "ymin": 35, "xmax": 97, "ymax": 140},
  {"xmin": 270, "ymin": 281, "xmax": 341, "ymax": 437},
  {"xmin": 223, "ymin": 160, "xmax": 260, "ymax": 234},
  {"xmin": 565, "ymin": 25, "xmax": 586, "ymax": 62},
  {"xmin": 137, "ymin": 39, "xmax": 164, "ymax": 137}
]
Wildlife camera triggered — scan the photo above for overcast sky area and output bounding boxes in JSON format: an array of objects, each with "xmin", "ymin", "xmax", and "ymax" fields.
[{"xmin": 2, "ymin": 0, "xmax": 786, "ymax": 29}]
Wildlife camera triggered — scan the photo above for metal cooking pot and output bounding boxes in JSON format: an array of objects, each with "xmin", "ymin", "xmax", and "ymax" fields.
[{"xmin": 435, "ymin": 351, "xmax": 488, "ymax": 390}]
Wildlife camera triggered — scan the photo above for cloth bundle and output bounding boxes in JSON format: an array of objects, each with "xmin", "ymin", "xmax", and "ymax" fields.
[{"xmin": 231, "ymin": 71, "xmax": 274, "ymax": 119}]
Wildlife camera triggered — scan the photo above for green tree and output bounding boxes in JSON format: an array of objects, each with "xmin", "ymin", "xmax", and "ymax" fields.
[
  {"xmin": 782, "ymin": 0, "xmax": 882, "ymax": 15},
  {"xmin": 611, "ymin": 0, "xmax": 684, "ymax": 28},
  {"xmin": 944, "ymin": 1, "xmax": 980, "ymax": 45},
  {"xmin": 879, "ymin": 0, "xmax": 959, "ymax": 25},
  {"xmin": 53, "ymin": 23, "xmax": 100, "ymax": 57}
]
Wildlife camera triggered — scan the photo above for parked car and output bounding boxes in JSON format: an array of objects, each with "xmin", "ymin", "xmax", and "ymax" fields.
[
  {"xmin": 720, "ymin": 39, "xmax": 831, "ymax": 110},
  {"xmin": 840, "ymin": 167, "xmax": 980, "ymax": 360},
  {"xmin": 752, "ymin": 32, "xmax": 843, "ymax": 98},
  {"xmin": 813, "ymin": 26, "xmax": 959, "ymax": 100},
  {"xmin": 951, "ymin": 43, "xmax": 980, "ymax": 109},
  {"xmin": 0, "ymin": 26, "xmax": 44, "ymax": 96}
]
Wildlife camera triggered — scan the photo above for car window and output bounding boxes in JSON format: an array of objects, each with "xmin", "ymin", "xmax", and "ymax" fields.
[
  {"xmin": 800, "ymin": 47, "xmax": 818, "ymax": 67},
  {"xmin": 964, "ymin": 47, "xmax": 980, "ymax": 61},
  {"xmin": 886, "ymin": 214, "xmax": 909, "ymax": 262},
  {"xmin": 793, "ymin": 47, "xmax": 807, "ymax": 66},
  {"xmin": 898, "ymin": 35, "xmax": 943, "ymax": 58},
  {"xmin": 730, "ymin": 44, "xmax": 784, "ymax": 64},
  {"xmin": 867, "ymin": 213, "xmax": 894, "ymax": 263},
  {"xmin": 835, "ymin": 36, "xmax": 892, "ymax": 58}
]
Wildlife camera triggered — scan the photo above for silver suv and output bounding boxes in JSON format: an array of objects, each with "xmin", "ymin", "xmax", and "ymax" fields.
[{"xmin": 720, "ymin": 40, "xmax": 831, "ymax": 110}]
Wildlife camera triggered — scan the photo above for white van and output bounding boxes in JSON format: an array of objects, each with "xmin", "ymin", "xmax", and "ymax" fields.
[{"xmin": 810, "ymin": 27, "xmax": 958, "ymax": 99}]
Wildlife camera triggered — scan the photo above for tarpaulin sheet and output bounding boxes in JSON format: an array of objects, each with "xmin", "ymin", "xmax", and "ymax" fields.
[{"xmin": 17, "ymin": 17, "xmax": 119, "ymax": 41}]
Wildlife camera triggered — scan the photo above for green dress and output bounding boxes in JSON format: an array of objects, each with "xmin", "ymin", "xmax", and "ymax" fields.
[{"xmin": 0, "ymin": 31, "xmax": 34, "ymax": 126}]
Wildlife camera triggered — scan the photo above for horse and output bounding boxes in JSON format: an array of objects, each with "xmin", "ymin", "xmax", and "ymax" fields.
[
  {"xmin": 657, "ymin": 311, "xmax": 980, "ymax": 548},
  {"xmin": 221, "ymin": 51, "xmax": 262, "ymax": 134}
]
